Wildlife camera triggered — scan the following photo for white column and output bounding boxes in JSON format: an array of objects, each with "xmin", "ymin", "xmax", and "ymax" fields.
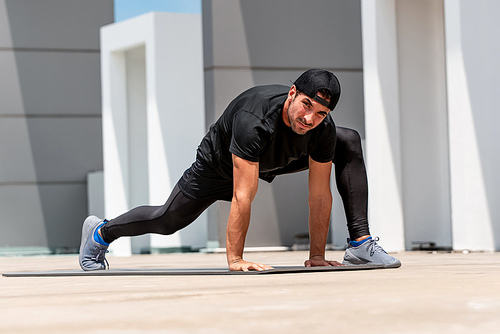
[
  {"xmin": 147, "ymin": 14, "xmax": 207, "ymax": 250},
  {"xmin": 396, "ymin": 0, "xmax": 451, "ymax": 250},
  {"xmin": 444, "ymin": 0, "xmax": 499, "ymax": 251},
  {"xmin": 361, "ymin": 0, "xmax": 405, "ymax": 251},
  {"xmin": 100, "ymin": 13, "xmax": 207, "ymax": 255},
  {"xmin": 101, "ymin": 44, "xmax": 132, "ymax": 256}
]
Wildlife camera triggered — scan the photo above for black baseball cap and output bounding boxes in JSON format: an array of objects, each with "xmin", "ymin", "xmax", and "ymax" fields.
[{"xmin": 293, "ymin": 69, "xmax": 341, "ymax": 111}]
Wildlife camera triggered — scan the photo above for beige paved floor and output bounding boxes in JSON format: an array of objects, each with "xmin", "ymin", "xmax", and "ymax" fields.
[{"xmin": 1, "ymin": 251, "xmax": 500, "ymax": 334}]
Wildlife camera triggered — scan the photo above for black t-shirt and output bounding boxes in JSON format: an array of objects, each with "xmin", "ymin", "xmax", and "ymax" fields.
[{"xmin": 196, "ymin": 84, "xmax": 337, "ymax": 182}]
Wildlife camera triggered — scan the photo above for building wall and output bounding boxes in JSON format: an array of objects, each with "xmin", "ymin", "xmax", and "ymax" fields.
[
  {"xmin": 5, "ymin": 0, "xmax": 496, "ymax": 254},
  {"xmin": 202, "ymin": 0, "xmax": 365, "ymax": 248},
  {"xmin": 362, "ymin": 0, "xmax": 500, "ymax": 252},
  {"xmin": 0, "ymin": 0, "xmax": 113, "ymax": 252},
  {"xmin": 445, "ymin": 0, "xmax": 500, "ymax": 251}
]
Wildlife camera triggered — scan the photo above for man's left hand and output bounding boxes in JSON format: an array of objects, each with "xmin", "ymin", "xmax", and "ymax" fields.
[{"xmin": 304, "ymin": 258, "xmax": 344, "ymax": 267}]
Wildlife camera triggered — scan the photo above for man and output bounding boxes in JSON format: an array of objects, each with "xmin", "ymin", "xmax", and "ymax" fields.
[{"xmin": 79, "ymin": 69, "xmax": 401, "ymax": 271}]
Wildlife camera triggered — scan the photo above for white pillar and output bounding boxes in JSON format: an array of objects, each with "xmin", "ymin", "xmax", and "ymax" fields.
[
  {"xmin": 100, "ymin": 13, "xmax": 207, "ymax": 255},
  {"xmin": 396, "ymin": 0, "xmax": 451, "ymax": 250},
  {"xmin": 361, "ymin": 0, "xmax": 405, "ymax": 251},
  {"xmin": 445, "ymin": 0, "xmax": 500, "ymax": 251}
]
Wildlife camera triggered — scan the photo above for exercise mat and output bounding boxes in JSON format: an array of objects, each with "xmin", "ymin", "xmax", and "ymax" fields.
[{"xmin": 2, "ymin": 264, "xmax": 398, "ymax": 277}]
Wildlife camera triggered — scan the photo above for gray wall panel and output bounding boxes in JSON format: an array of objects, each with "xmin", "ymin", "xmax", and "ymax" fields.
[
  {"xmin": 0, "ymin": 1, "xmax": 12, "ymax": 47},
  {"xmin": 217, "ymin": 175, "xmax": 311, "ymax": 248},
  {"xmin": 329, "ymin": 71, "xmax": 365, "ymax": 134},
  {"xmin": 0, "ymin": 0, "xmax": 113, "ymax": 49},
  {"xmin": 0, "ymin": 185, "xmax": 47, "ymax": 247},
  {"xmin": 0, "ymin": 184, "xmax": 87, "ymax": 249},
  {"xmin": 0, "ymin": 51, "xmax": 101, "ymax": 115},
  {"xmin": 0, "ymin": 117, "xmax": 103, "ymax": 183},
  {"xmin": 202, "ymin": 1, "xmax": 213, "ymax": 72},
  {"xmin": 206, "ymin": 68, "xmax": 364, "ymax": 135},
  {"xmin": 0, "ymin": 0, "xmax": 112, "ymax": 250},
  {"xmin": 0, "ymin": 51, "xmax": 23, "ymax": 114},
  {"xmin": 206, "ymin": 0, "xmax": 362, "ymax": 69},
  {"xmin": 0, "ymin": 117, "xmax": 37, "ymax": 181}
]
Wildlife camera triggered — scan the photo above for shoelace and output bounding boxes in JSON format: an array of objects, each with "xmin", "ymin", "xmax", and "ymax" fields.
[
  {"xmin": 91, "ymin": 248, "xmax": 110, "ymax": 269},
  {"xmin": 366, "ymin": 237, "xmax": 387, "ymax": 256}
]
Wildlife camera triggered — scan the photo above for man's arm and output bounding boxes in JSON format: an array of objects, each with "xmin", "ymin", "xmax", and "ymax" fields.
[
  {"xmin": 226, "ymin": 154, "xmax": 274, "ymax": 271},
  {"xmin": 305, "ymin": 156, "xmax": 343, "ymax": 267}
]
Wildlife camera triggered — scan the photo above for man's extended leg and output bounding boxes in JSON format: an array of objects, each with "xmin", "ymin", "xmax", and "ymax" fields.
[
  {"xmin": 334, "ymin": 127, "xmax": 400, "ymax": 267},
  {"xmin": 101, "ymin": 184, "xmax": 215, "ymax": 242},
  {"xmin": 79, "ymin": 183, "xmax": 215, "ymax": 271}
]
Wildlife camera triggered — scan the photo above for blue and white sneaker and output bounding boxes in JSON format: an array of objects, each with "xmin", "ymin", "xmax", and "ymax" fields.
[
  {"xmin": 78, "ymin": 216, "xmax": 109, "ymax": 271},
  {"xmin": 343, "ymin": 237, "xmax": 401, "ymax": 268}
]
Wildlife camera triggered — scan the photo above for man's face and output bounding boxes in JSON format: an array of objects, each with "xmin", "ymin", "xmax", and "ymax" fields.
[{"xmin": 284, "ymin": 86, "xmax": 331, "ymax": 135}]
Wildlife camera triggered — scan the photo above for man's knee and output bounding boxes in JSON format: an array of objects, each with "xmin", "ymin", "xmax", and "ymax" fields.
[
  {"xmin": 156, "ymin": 216, "xmax": 197, "ymax": 235},
  {"xmin": 155, "ymin": 209, "xmax": 206, "ymax": 236},
  {"xmin": 337, "ymin": 127, "xmax": 363, "ymax": 154}
]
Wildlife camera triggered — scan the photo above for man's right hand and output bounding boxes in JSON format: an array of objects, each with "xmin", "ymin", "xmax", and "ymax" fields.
[
  {"xmin": 304, "ymin": 258, "xmax": 344, "ymax": 267},
  {"xmin": 229, "ymin": 259, "xmax": 274, "ymax": 272}
]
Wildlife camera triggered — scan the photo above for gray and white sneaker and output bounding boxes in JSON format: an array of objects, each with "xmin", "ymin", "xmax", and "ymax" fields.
[
  {"xmin": 343, "ymin": 237, "xmax": 401, "ymax": 268},
  {"xmin": 79, "ymin": 215, "xmax": 109, "ymax": 271}
]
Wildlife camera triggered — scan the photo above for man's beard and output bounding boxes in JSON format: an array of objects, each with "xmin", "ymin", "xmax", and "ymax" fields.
[{"xmin": 287, "ymin": 107, "xmax": 312, "ymax": 135}]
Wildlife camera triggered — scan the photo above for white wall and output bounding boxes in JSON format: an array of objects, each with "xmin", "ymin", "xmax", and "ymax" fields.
[
  {"xmin": 362, "ymin": 0, "xmax": 500, "ymax": 251},
  {"xmin": 445, "ymin": 0, "xmax": 500, "ymax": 251}
]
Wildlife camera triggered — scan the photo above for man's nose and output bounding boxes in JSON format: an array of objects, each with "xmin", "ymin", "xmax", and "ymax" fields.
[{"xmin": 303, "ymin": 112, "xmax": 314, "ymax": 124}]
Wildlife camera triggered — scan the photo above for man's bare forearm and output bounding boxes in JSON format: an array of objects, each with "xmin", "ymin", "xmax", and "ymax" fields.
[
  {"xmin": 227, "ymin": 154, "xmax": 273, "ymax": 271},
  {"xmin": 226, "ymin": 196, "xmax": 252, "ymax": 265},
  {"xmin": 308, "ymin": 194, "xmax": 332, "ymax": 259}
]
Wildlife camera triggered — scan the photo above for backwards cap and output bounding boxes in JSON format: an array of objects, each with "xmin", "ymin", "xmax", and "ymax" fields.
[{"xmin": 293, "ymin": 69, "xmax": 341, "ymax": 111}]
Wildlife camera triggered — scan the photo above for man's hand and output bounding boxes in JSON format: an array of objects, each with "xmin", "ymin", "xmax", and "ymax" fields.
[
  {"xmin": 304, "ymin": 256, "xmax": 344, "ymax": 267},
  {"xmin": 229, "ymin": 259, "xmax": 274, "ymax": 272}
]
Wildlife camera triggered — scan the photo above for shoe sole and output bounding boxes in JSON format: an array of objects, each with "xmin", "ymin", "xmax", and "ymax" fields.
[
  {"xmin": 343, "ymin": 259, "xmax": 402, "ymax": 268},
  {"xmin": 343, "ymin": 250, "xmax": 402, "ymax": 268}
]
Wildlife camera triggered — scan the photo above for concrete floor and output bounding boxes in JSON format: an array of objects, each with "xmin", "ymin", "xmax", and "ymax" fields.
[{"xmin": 1, "ymin": 251, "xmax": 499, "ymax": 334}]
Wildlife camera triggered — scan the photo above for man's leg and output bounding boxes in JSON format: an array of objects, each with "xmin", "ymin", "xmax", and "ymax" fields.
[
  {"xmin": 333, "ymin": 127, "xmax": 370, "ymax": 240},
  {"xmin": 334, "ymin": 127, "xmax": 400, "ymax": 267},
  {"xmin": 79, "ymin": 183, "xmax": 215, "ymax": 271},
  {"xmin": 100, "ymin": 184, "xmax": 215, "ymax": 243}
]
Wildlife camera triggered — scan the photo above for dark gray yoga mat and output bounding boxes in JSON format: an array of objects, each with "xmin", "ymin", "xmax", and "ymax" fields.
[{"xmin": 2, "ymin": 264, "xmax": 395, "ymax": 277}]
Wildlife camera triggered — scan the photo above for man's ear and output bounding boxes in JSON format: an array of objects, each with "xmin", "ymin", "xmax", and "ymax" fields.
[{"xmin": 288, "ymin": 85, "xmax": 297, "ymax": 100}]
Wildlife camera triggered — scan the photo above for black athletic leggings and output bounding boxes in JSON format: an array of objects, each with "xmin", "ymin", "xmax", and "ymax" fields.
[
  {"xmin": 100, "ymin": 127, "xmax": 370, "ymax": 243},
  {"xmin": 332, "ymin": 127, "xmax": 370, "ymax": 239}
]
